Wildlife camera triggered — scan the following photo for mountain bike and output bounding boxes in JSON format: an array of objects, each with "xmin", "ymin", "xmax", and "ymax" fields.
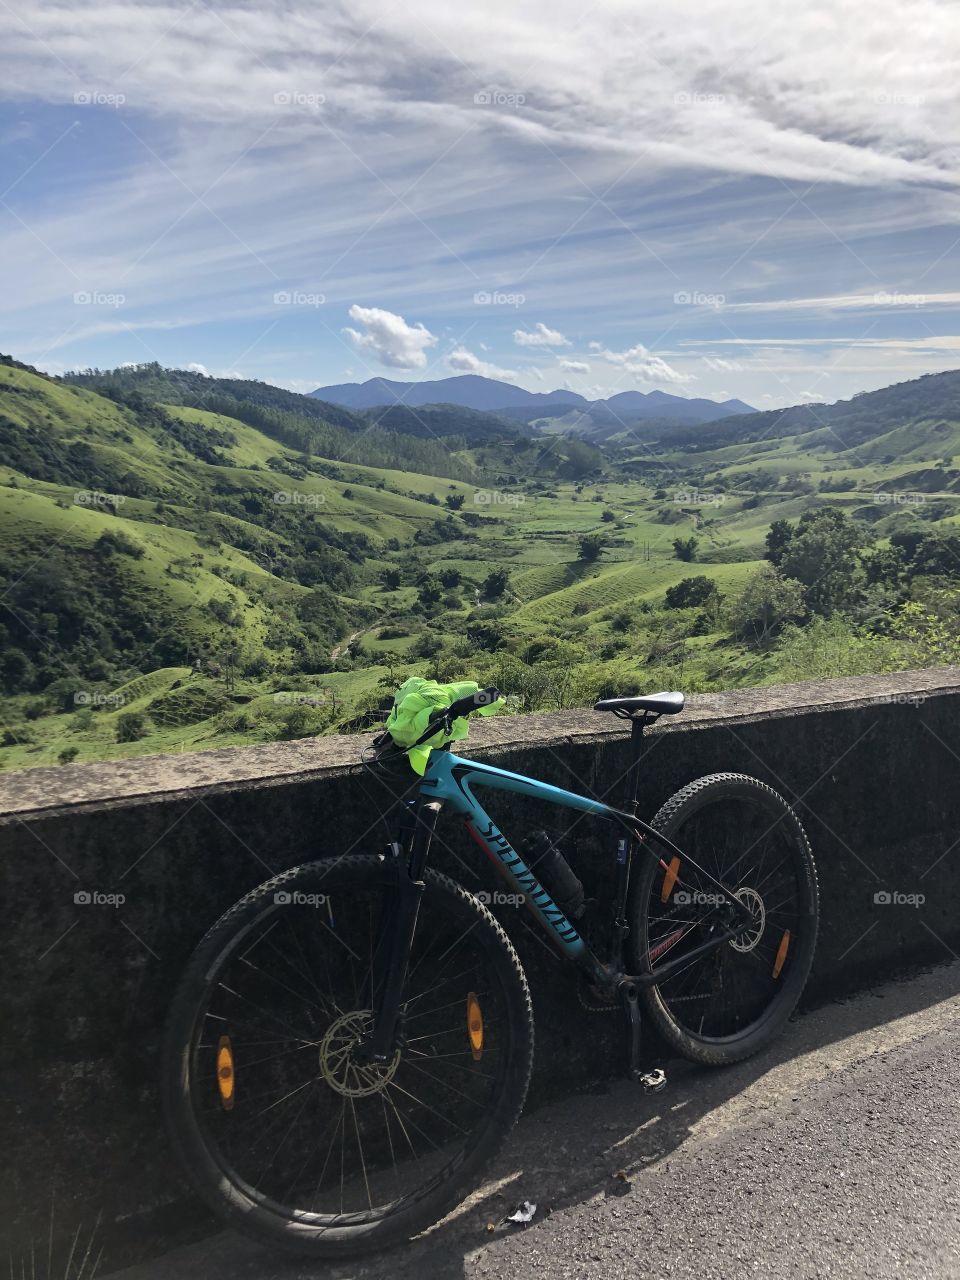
[{"xmin": 162, "ymin": 687, "xmax": 819, "ymax": 1258}]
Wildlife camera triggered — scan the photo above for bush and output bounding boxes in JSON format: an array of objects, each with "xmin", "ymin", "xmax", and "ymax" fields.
[
  {"xmin": 116, "ymin": 711, "xmax": 149, "ymax": 742},
  {"xmin": 665, "ymin": 576, "xmax": 717, "ymax": 610},
  {"xmin": 94, "ymin": 529, "xmax": 144, "ymax": 559},
  {"xmin": 672, "ymin": 536, "xmax": 699, "ymax": 562},
  {"xmin": 58, "ymin": 746, "xmax": 80, "ymax": 764}
]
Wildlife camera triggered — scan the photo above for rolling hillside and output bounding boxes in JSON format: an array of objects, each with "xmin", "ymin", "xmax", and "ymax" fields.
[{"xmin": 1, "ymin": 355, "xmax": 958, "ymax": 772}]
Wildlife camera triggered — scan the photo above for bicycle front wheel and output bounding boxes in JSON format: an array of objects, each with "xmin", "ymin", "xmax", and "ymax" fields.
[
  {"xmin": 162, "ymin": 855, "xmax": 534, "ymax": 1258},
  {"xmin": 630, "ymin": 773, "xmax": 819, "ymax": 1066}
]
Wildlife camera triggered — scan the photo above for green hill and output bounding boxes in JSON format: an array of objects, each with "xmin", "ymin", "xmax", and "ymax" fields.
[{"xmin": 2, "ymin": 355, "xmax": 959, "ymax": 773}]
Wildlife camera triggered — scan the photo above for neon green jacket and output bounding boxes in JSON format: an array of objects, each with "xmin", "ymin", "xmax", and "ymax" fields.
[{"xmin": 385, "ymin": 677, "xmax": 504, "ymax": 774}]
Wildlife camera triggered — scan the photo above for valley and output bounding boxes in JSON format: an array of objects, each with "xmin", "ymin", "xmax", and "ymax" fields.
[{"xmin": 1, "ymin": 355, "xmax": 959, "ymax": 772}]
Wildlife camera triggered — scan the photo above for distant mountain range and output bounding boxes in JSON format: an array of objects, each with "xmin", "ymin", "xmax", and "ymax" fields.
[{"xmin": 310, "ymin": 374, "xmax": 754, "ymax": 426}]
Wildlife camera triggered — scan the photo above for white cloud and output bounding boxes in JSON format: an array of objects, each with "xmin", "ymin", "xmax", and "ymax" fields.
[
  {"xmin": 559, "ymin": 358, "xmax": 590, "ymax": 373},
  {"xmin": 344, "ymin": 304, "xmax": 437, "ymax": 370},
  {"xmin": 513, "ymin": 322, "xmax": 570, "ymax": 347},
  {"xmin": 600, "ymin": 343, "xmax": 694, "ymax": 385},
  {"xmin": 5, "ymin": 0, "xmax": 960, "ymax": 409},
  {"xmin": 724, "ymin": 291, "xmax": 960, "ymax": 314},
  {"xmin": 186, "ymin": 362, "xmax": 210, "ymax": 375},
  {"xmin": 703, "ymin": 356, "xmax": 744, "ymax": 372},
  {"xmin": 448, "ymin": 348, "xmax": 518, "ymax": 380}
]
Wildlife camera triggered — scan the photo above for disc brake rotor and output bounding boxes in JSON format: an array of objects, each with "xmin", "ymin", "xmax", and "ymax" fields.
[
  {"xmin": 319, "ymin": 1010, "xmax": 401, "ymax": 1097},
  {"xmin": 729, "ymin": 886, "xmax": 766, "ymax": 953}
]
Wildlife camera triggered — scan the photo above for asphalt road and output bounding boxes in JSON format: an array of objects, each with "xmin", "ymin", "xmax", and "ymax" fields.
[{"xmin": 110, "ymin": 962, "xmax": 960, "ymax": 1280}]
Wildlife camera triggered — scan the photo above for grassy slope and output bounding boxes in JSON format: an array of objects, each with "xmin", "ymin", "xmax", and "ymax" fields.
[{"xmin": 2, "ymin": 360, "xmax": 958, "ymax": 771}]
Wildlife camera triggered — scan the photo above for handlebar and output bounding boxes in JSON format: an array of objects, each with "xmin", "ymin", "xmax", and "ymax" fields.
[
  {"xmin": 410, "ymin": 686, "xmax": 502, "ymax": 748},
  {"xmin": 372, "ymin": 687, "xmax": 503, "ymax": 753}
]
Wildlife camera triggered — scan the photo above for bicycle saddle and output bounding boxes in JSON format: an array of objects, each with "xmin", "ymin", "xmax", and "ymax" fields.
[{"xmin": 593, "ymin": 691, "xmax": 685, "ymax": 716}]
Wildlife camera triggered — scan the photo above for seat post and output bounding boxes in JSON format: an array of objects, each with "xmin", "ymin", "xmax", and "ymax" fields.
[{"xmin": 623, "ymin": 714, "xmax": 648, "ymax": 813}]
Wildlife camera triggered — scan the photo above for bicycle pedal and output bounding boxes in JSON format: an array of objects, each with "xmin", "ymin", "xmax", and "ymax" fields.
[{"xmin": 639, "ymin": 1068, "xmax": 667, "ymax": 1092}]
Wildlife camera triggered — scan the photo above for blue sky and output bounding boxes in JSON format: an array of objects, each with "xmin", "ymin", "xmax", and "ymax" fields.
[{"xmin": 2, "ymin": 0, "xmax": 959, "ymax": 409}]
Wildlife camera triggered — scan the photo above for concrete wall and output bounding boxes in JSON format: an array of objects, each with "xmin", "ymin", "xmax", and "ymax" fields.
[{"xmin": 2, "ymin": 667, "xmax": 959, "ymax": 1265}]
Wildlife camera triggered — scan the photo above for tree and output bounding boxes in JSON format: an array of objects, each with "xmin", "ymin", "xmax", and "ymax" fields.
[
  {"xmin": 417, "ymin": 576, "xmax": 442, "ymax": 606},
  {"xmin": 730, "ymin": 564, "xmax": 805, "ymax": 646},
  {"xmin": 381, "ymin": 567, "xmax": 402, "ymax": 590},
  {"xmin": 765, "ymin": 519, "xmax": 793, "ymax": 566},
  {"xmin": 911, "ymin": 533, "xmax": 960, "ymax": 578},
  {"xmin": 482, "ymin": 569, "xmax": 509, "ymax": 599},
  {"xmin": 466, "ymin": 621, "xmax": 504, "ymax": 651},
  {"xmin": 578, "ymin": 534, "xmax": 606, "ymax": 562},
  {"xmin": 672, "ymin": 536, "xmax": 699, "ymax": 562},
  {"xmin": 601, "ymin": 509, "xmax": 616, "ymax": 523},
  {"xmin": 445, "ymin": 493, "xmax": 465, "ymax": 511},
  {"xmin": 665, "ymin": 576, "xmax": 718, "ymax": 610},
  {"xmin": 439, "ymin": 567, "xmax": 462, "ymax": 589},
  {"xmin": 778, "ymin": 508, "xmax": 868, "ymax": 616}
]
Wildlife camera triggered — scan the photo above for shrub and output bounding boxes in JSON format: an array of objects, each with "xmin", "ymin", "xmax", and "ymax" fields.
[{"xmin": 116, "ymin": 711, "xmax": 149, "ymax": 742}]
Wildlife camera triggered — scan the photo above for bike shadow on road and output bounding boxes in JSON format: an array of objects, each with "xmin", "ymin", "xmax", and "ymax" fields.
[{"xmin": 107, "ymin": 959, "xmax": 960, "ymax": 1280}]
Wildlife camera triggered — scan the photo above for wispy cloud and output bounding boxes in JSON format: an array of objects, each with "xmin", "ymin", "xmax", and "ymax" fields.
[{"xmin": 2, "ymin": 0, "xmax": 959, "ymax": 404}]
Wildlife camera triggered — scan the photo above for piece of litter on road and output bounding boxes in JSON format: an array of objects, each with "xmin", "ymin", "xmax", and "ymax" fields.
[
  {"xmin": 640, "ymin": 1068, "xmax": 667, "ymax": 1092},
  {"xmin": 505, "ymin": 1200, "xmax": 537, "ymax": 1224}
]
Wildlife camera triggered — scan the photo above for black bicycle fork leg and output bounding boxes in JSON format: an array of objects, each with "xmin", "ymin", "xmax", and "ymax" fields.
[{"xmin": 356, "ymin": 801, "xmax": 440, "ymax": 1064}]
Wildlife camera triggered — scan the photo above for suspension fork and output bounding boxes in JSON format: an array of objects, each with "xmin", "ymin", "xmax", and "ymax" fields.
[{"xmin": 355, "ymin": 797, "xmax": 441, "ymax": 1063}]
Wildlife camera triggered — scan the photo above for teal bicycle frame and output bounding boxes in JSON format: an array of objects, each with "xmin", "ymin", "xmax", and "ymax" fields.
[
  {"xmin": 422, "ymin": 751, "xmax": 616, "ymax": 960},
  {"xmin": 359, "ymin": 731, "xmax": 754, "ymax": 1069}
]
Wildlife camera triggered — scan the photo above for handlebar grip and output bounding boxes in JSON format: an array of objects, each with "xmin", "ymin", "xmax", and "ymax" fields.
[{"xmin": 446, "ymin": 687, "xmax": 502, "ymax": 720}]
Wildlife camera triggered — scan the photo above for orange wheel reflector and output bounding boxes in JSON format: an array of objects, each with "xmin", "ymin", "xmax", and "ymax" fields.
[
  {"xmin": 660, "ymin": 856, "xmax": 681, "ymax": 904},
  {"xmin": 217, "ymin": 1035, "xmax": 236, "ymax": 1110},
  {"xmin": 466, "ymin": 992, "xmax": 484, "ymax": 1061},
  {"xmin": 772, "ymin": 930, "xmax": 791, "ymax": 980}
]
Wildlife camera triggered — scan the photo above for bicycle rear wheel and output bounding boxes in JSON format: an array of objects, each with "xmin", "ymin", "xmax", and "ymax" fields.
[
  {"xmin": 162, "ymin": 855, "xmax": 534, "ymax": 1258},
  {"xmin": 630, "ymin": 773, "xmax": 818, "ymax": 1066}
]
